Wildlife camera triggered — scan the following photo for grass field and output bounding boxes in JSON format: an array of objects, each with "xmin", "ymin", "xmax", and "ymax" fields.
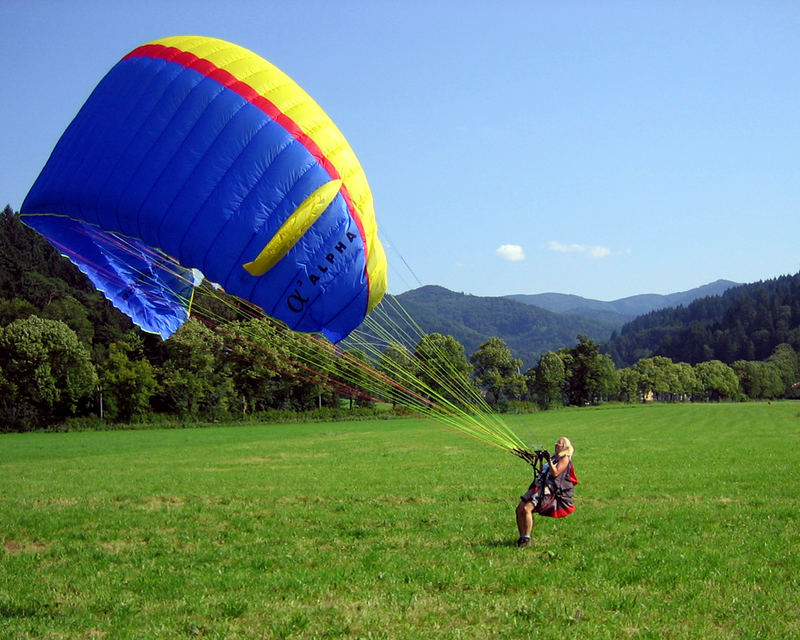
[{"xmin": 1, "ymin": 402, "xmax": 798, "ymax": 639}]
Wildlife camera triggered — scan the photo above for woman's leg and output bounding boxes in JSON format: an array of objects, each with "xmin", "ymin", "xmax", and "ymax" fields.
[{"xmin": 516, "ymin": 500, "xmax": 534, "ymax": 538}]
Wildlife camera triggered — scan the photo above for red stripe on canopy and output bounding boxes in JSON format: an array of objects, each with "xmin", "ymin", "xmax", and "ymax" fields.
[{"xmin": 122, "ymin": 44, "xmax": 369, "ymax": 258}]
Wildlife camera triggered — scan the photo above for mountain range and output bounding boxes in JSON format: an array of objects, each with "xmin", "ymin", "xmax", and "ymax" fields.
[
  {"xmin": 392, "ymin": 280, "xmax": 740, "ymax": 369},
  {"xmin": 506, "ymin": 279, "xmax": 738, "ymax": 324}
]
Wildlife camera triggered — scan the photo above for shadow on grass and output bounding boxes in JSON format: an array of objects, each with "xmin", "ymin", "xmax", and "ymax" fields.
[{"xmin": 481, "ymin": 538, "xmax": 522, "ymax": 548}]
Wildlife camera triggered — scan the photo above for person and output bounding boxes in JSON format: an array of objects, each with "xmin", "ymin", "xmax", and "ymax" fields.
[{"xmin": 515, "ymin": 437, "xmax": 578, "ymax": 547}]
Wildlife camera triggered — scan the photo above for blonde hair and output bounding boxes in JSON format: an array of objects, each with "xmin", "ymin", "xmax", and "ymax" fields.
[{"xmin": 556, "ymin": 437, "xmax": 574, "ymax": 459}]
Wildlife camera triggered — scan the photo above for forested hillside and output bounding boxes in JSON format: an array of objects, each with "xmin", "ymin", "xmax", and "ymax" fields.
[
  {"xmin": 0, "ymin": 206, "xmax": 138, "ymax": 347},
  {"xmin": 391, "ymin": 286, "xmax": 619, "ymax": 369},
  {"xmin": 604, "ymin": 274, "xmax": 800, "ymax": 366}
]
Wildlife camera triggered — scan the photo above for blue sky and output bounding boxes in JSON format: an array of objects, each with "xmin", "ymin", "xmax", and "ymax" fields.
[{"xmin": 2, "ymin": 1, "xmax": 799, "ymax": 301}]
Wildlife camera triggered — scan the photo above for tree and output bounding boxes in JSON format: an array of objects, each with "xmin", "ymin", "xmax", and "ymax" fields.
[
  {"xmin": 617, "ymin": 367, "xmax": 642, "ymax": 403},
  {"xmin": 0, "ymin": 298, "xmax": 37, "ymax": 326},
  {"xmin": 694, "ymin": 360, "xmax": 739, "ymax": 401},
  {"xmin": 674, "ymin": 362, "xmax": 701, "ymax": 400},
  {"xmin": 157, "ymin": 319, "xmax": 233, "ymax": 416},
  {"xmin": 334, "ymin": 348, "xmax": 375, "ymax": 409},
  {"xmin": 562, "ymin": 335, "xmax": 619, "ymax": 405},
  {"xmin": 42, "ymin": 295, "xmax": 94, "ymax": 345},
  {"xmin": 413, "ymin": 333, "xmax": 473, "ymax": 403},
  {"xmin": 632, "ymin": 356, "xmax": 680, "ymax": 401},
  {"xmin": 0, "ymin": 365, "xmax": 19, "ymax": 432},
  {"xmin": 18, "ymin": 271, "xmax": 70, "ymax": 310},
  {"xmin": 100, "ymin": 333, "xmax": 157, "ymax": 421},
  {"xmin": 595, "ymin": 353, "xmax": 620, "ymax": 401},
  {"xmin": 226, "ymin": 319, "xmax": 292, "ymax": 413},
  {"xmin": 378, "ymin": 342, "xmax": 420, "ymax": 407},
  {"xmin": 0, "ymin": 316, "xmax": 97, "ymax": 430},
  {"xmin": 469, "ymin": 337, "xmax": 526, "ymax": 408},
  {"xmin": 291, "ymin": 332, "xmax": 338, "ymax": 410},
  {"xmin": 532, "ymin": 351, "xmax": 565, "ymax": 408},
  {"xmin": 225, "ymin": 319, "xmax": 338, "ymax": 412},
  {"xmin": 766, "ymin": 343, "xmax": 800, "ymax": 397},
  {"xmin": 732, "ymin": 360, "xmax": 783, "ymax": 400}
]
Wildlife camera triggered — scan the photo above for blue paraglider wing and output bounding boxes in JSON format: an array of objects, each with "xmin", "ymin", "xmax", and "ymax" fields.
[{"xmin": 21, "ymin": 36, "xmax": 387, "ymax": 341}]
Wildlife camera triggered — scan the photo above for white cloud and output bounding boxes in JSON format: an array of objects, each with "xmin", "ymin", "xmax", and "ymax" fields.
[
  {"xmin": 548, "ymin": 241, "xmax": 584, "ymax": 254},
  {"xmin": 588, "ymin": 245, "xmax": 611, "ymax": 259},
  {"xmin": 496, "ymin": 244, "xmax": 525, "ymax": 262},
  {"xmin": 548, "ymin": 240, "xmax": 612, "ymax": 259}
]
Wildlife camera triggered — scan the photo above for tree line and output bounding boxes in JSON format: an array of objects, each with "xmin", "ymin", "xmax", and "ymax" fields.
[
  {"xmin": 1, "ymin": 205, "xmax": 798, "ymax": 432},
  {"xmin": 2, "ymin": 311, "xmax": 798, "ymax": 433},
  {"xmin": 528, "ymin": 335, "xmax": 799, "ymax": 407}
]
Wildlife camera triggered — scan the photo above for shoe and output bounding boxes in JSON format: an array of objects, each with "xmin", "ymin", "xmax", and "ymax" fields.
[{"xmin": 517, "ymin": 536, "xmax": 531, "ymax": 548}]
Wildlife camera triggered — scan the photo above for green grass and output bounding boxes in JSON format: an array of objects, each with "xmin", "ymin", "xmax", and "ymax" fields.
[{"xmin": 1, "ymin": 402, "xmax": 798, "ymax": 639}]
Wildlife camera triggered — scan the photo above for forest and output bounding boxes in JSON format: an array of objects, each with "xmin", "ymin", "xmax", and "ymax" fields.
[
  {"xmin": 1, "ymin": 205, "xmax": 798, "ymax": 433},
  {"xmin": 604, "ymin": 272, "xmax": 800, "ymax": 366}
]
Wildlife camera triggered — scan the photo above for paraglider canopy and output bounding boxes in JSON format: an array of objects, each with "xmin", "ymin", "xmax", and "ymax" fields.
[{"xmin": 21, "ymin": 35, "xmax": 387, "ymax": 342}]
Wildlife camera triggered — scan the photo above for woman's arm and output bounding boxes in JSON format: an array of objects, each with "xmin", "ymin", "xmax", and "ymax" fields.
[{"xmin": 549, "ymin": 455, "xmax": 570, "ymax": 477}]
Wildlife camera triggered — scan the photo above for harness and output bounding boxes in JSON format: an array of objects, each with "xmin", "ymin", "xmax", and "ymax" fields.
[{"xmin": 511, "ymin": 448, "xmax": 578, "ymax": 517}]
